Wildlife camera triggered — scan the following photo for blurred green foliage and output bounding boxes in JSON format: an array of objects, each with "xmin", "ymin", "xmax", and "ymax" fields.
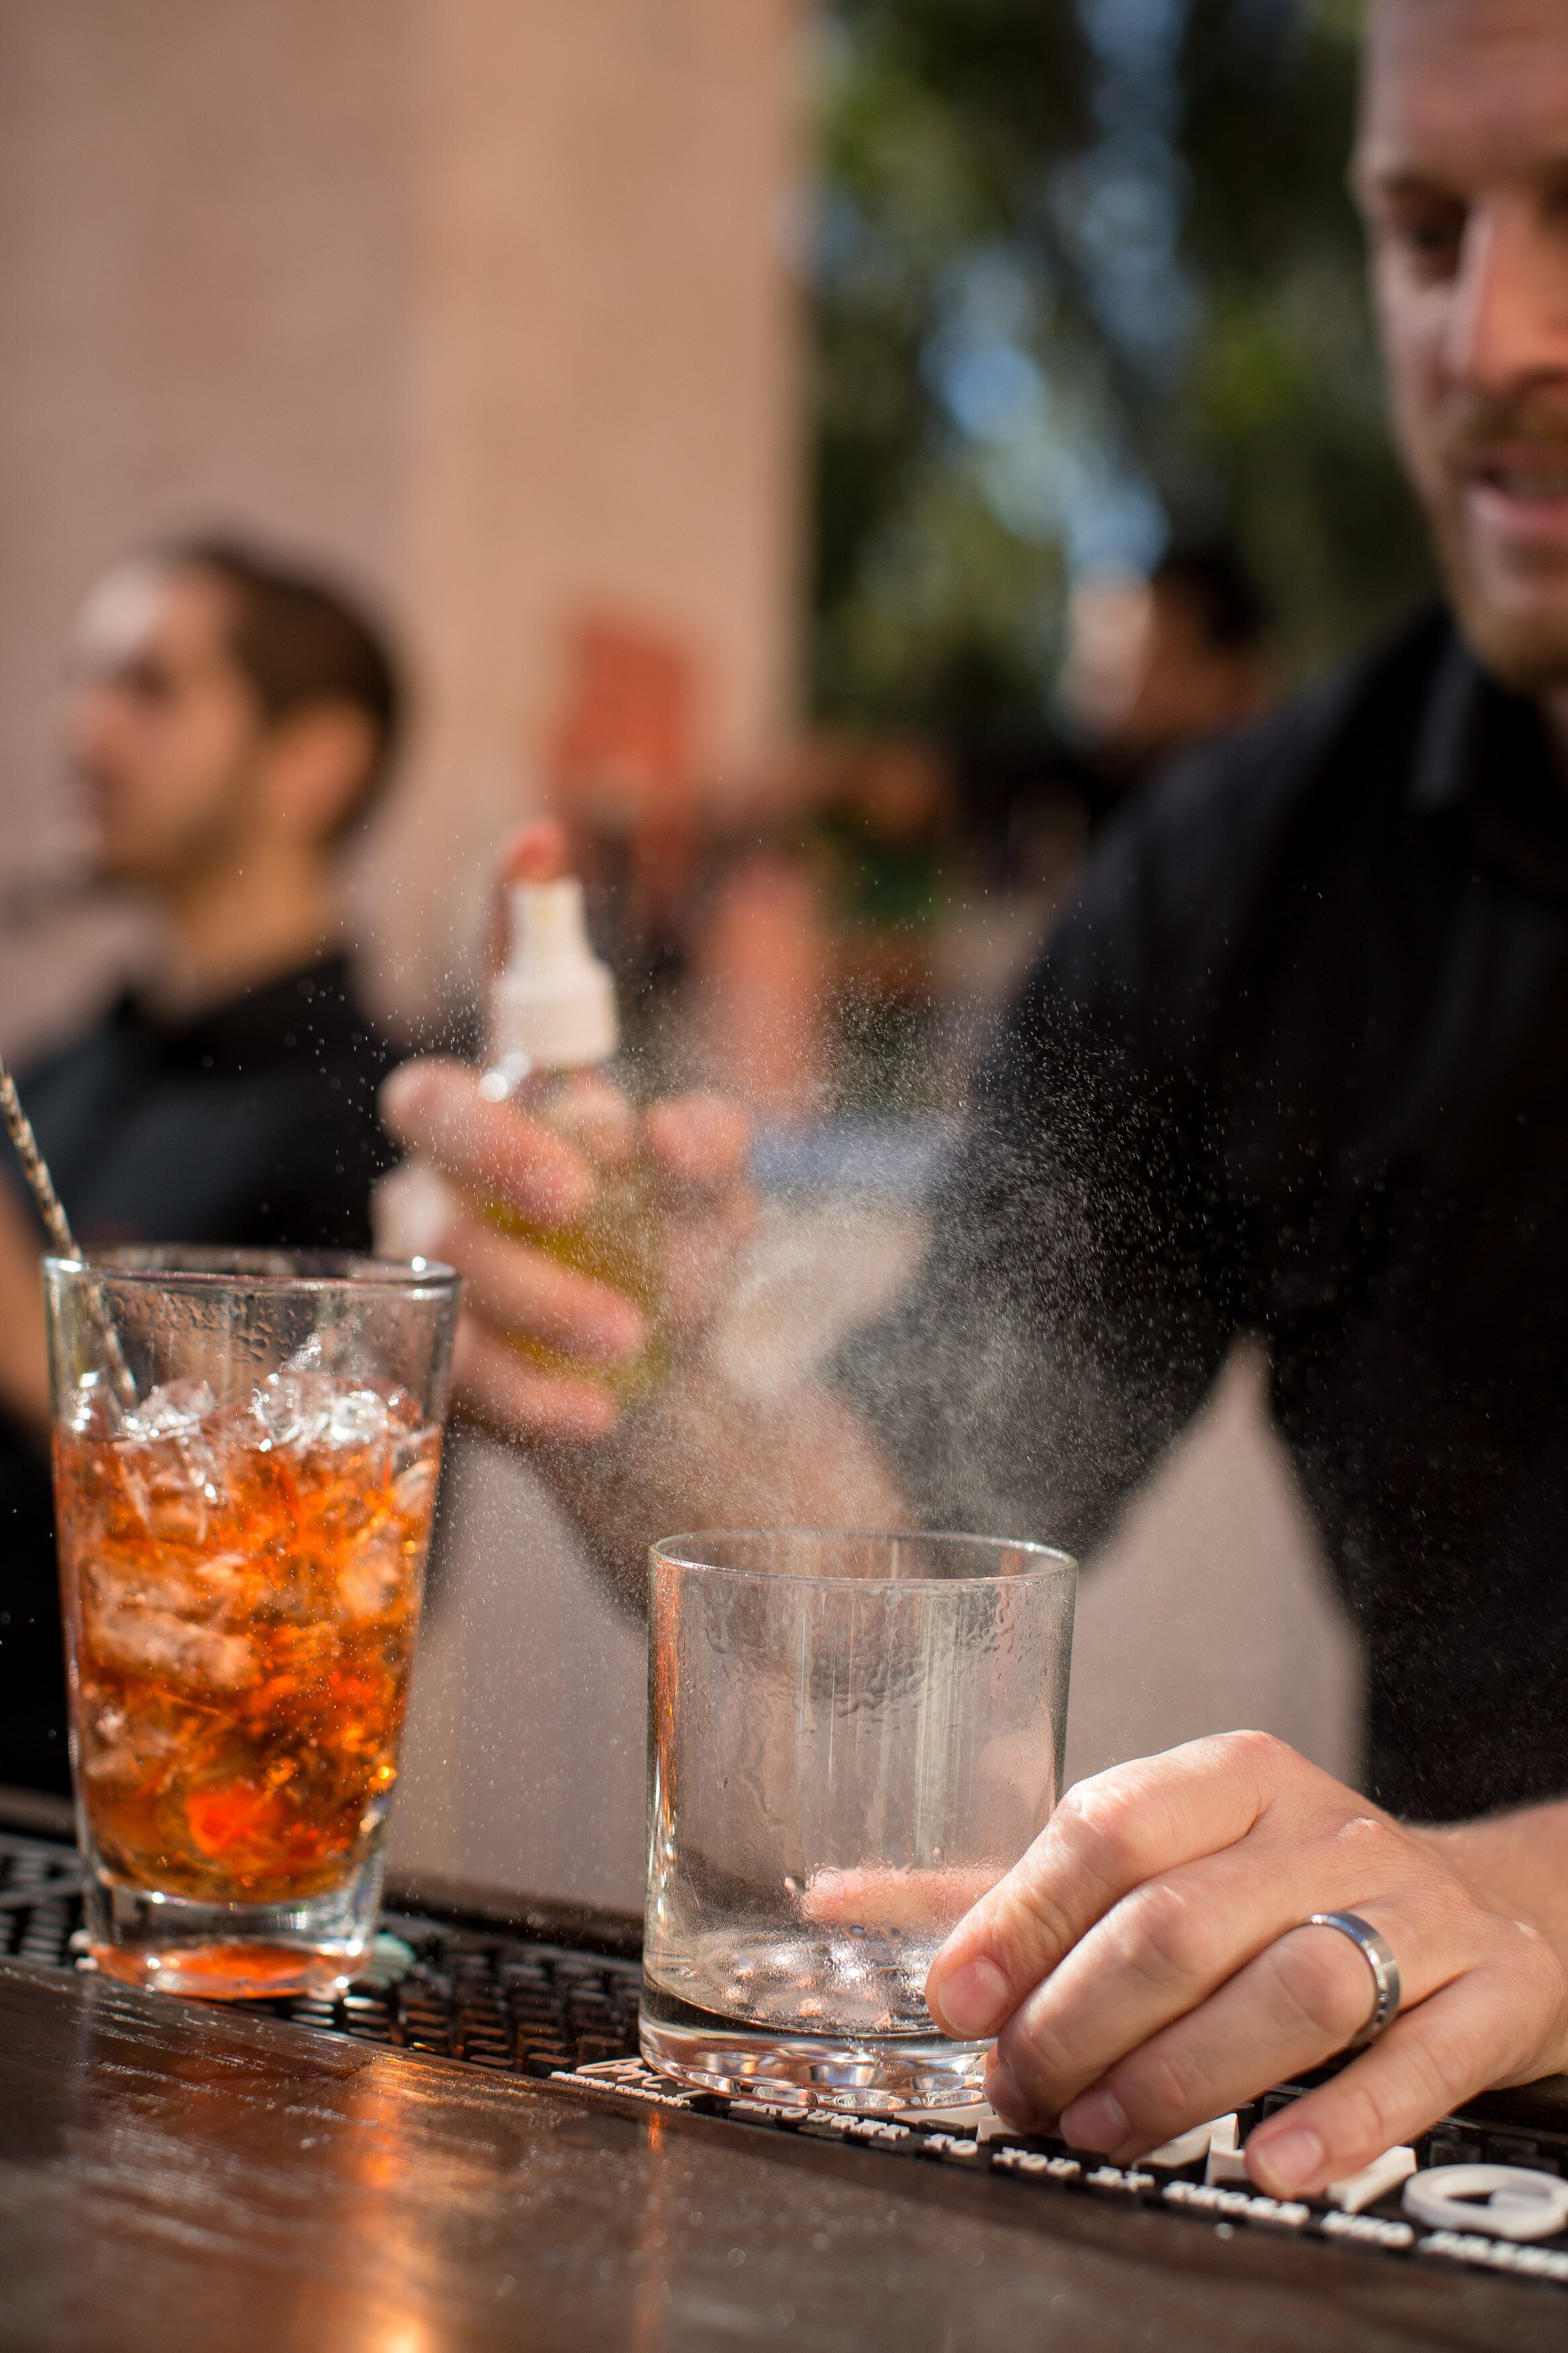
[{"xmin": 808, "ymin": 0, "xmax": 1435, "ymax": 731}]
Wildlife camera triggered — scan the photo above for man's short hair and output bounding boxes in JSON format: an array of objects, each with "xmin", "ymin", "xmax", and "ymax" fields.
[
  {"xmin": 160, "ymin": 533, "xmax": 405, "ymax": 840},
  {"xmin": 1153, "ymin": 541, "xmax": 1272, "ymax": 655}
]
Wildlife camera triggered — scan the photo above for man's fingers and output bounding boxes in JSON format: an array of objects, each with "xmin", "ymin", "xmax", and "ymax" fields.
[
  {"xmin": 1036, "ymin": 1899, "xmax": 1450, "ymax": 2159},
  {"xmin": 802, "ymin": 1866, "xmax": 1000, "ymax": 1934},
  {"xmin": 543, "ymin": 1074, "xmax": 639, "ymax": 1166},
  {"xmin": 926, "ymin": 1732, "xmax": 1282, "ymax": 2042},
  {"xmin": 382, "ymin": 1066, "xmax": 750, "ymax": 1224},
  {"xmin": 380, "ymin": 1064, "xmax": 756, "ymax": 1367},
  {"xmin": 1247, "ymin": 1944, "xmax": 1565, "ymax": 2198},
  {"xmin": 381, "ymin": 1059, "xmax": 593, "ymax": 1224},
  {"xmin": 972, "ymin": 1810, "xmax": 1414, "ymax": 2120},
  {"xmin": 441, "ymin": 1209, "xmax": 645, "ymax": 1365},
  {"xmin": 451, "ymin": 1316, "xmax": 620, "ymax": 1445}
]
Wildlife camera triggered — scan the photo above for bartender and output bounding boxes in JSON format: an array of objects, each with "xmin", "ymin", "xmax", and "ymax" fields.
[{"xmin": 386, "ymin": 0, "xmax": 1568, "ymax": 2206}]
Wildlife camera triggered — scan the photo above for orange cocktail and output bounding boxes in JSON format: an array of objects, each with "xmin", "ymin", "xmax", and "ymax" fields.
[
  {"xmin": 58, "ymin": 1372, "xmax": 438, "ymax": 1909},
  {"xmin": 44, "ymin": 1250, "xmax": 458, "ymax": 1998}
]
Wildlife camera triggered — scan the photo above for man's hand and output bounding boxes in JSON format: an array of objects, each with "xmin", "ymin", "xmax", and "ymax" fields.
[
  {"xmin": 924, "ymin": 1732, "xmax": 1568, "ymax": 2198},
  {"xmin": 378, "ymin": 817, "xmax": 905, "ymax": 1591},
  {"xmin": 380, "ymin": 1058, "xmax": 753, "ymax": 1445},
  {"xmin": 380, "ymin": 813, "xmax": 755, "ymax": 1447}
]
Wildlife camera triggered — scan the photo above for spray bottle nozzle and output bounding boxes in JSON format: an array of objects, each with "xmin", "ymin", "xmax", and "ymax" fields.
[{"xmin": 491, "ymin": 876, "xmax": 620, "ymax": 1072}]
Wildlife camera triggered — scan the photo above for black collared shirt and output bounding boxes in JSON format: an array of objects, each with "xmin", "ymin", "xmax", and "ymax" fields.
[
  {"xmin": 0, "ymin": 955, "xmax": 402, "ymax": 1792},
  {"xmin": 13, "ymin": 953, "xmax": 399, "ymax": 1252},
  {"xmin": 841, "ymin": 609, "xmax": 1568, "ymax": 1822}
]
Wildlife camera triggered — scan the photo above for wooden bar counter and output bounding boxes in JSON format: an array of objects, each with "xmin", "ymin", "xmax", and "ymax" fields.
[{"xmin": 3, "ymin": 1954, "xmax": 1565, "ymax": 2352}]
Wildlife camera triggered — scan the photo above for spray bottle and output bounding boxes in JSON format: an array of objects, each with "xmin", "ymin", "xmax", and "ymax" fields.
[
  {"xmin": 376, "ymin": 877, "xmax": 667, "ymax": 1403},
  {"xmin": 481, "ymin": 875, "xmax": 666, "ymax": 1400}
]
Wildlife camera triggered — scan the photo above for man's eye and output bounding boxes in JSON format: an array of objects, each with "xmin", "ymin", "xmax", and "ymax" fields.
[
  {"xmin": 1388, "ymin": 212, "xmax": 1464, "ymax": 274},
  {"xmin": 122, "ymin": 660, "xmax": 176, "ymax": 705}
]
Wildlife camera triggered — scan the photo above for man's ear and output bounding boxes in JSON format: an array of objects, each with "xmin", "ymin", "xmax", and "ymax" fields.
[{"xmin": 259, "ymin": 699, "xmax": 379, "ymax": 848}]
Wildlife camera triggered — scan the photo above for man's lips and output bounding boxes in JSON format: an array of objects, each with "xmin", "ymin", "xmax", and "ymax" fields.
[{"xmin": 1461, "ymin": 450, "xmax": 1568, "ymax": 543}]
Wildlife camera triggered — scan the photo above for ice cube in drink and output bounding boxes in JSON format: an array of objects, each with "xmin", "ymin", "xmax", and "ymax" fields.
[{"xmin": 53, "ymin": 1369, "xmax": 442, "ymax": 1962}]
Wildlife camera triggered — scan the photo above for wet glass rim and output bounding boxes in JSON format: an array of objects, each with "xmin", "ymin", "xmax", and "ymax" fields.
[
  {"xmin": 649, "ymin": 1527, "xmax": 1077, "ymax": 1589},
  {"xmin": 44, "ymin": 1245, "xmax": 460, "ymax": 1298}
]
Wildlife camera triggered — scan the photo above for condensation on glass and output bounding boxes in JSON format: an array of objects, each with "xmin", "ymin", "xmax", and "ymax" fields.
[
  {"xmin": 45, "ymin": 1247, "xmax": 458, "ymax": 1999},
  {"xmin": 641, "ymin": 1528, "xmax": 1076, "ymax": 2110}
]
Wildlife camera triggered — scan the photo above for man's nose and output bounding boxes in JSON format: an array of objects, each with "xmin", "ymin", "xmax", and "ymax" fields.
[
  {"xmin": 67, "ymin": 683, "xmax": 125, "ymax": 770},
  {"xmin": 1444, "ymin": 198, "xmax": 1568, "ymax": 399}
]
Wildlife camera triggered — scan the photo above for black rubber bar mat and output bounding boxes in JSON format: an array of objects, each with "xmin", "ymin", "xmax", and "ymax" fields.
[{"xmin": 5, "ymin": 1822, "xmax": 1567, "ymax": 2296}]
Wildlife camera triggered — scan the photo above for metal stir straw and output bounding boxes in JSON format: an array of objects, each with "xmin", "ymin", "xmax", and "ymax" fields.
[{"xmin": 0, "ymin": 1050, "xmax": 138, "ymax": 1408}]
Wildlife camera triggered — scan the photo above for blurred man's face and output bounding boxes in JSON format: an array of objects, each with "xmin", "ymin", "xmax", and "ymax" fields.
[
  {"xmin": 1059, "ymin": 577, "xmax": 1262, "ymax": 764},
  {"xmin": 68, "ymin": 564, "xmax": 267, "ymax": 887},
  {"xmin": 1357, "ymin": 0, "xmax": 1568, "ymax": 689}
]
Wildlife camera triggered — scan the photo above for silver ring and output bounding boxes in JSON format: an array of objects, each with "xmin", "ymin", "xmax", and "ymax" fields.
[{"xmin": 1305, "ymin": 1911, "xmax": 1401, "ymax": 2048}]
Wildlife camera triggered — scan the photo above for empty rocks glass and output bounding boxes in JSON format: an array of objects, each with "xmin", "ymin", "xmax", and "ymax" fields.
[{"xmin": 640, "ymin": 1529, "xmax": 1076, "ymax": 2110}]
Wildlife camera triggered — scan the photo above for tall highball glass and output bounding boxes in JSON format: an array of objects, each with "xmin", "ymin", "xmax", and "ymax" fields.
[
  {"xmin": 44, "ymin": 1247, "xmax": 458, "ymax": 1999},
  {"xmin": 641, "ymin": 1528, "xmax": 1076, "ymax": 2110}
]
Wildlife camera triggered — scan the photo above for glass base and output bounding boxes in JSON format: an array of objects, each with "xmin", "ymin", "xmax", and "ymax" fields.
[
  {"xmin": 83, "ymin": 1852, "xmax": 383, "ymax": 1999},
  {"xmin": 638, "ymin": 1975, "xmax": 988, "ymax": 2110}
]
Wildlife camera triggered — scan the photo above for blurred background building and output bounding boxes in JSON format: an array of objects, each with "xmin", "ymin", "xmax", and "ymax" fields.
[
  {"xmin": 0, "ymin": 0, "xmax": 1403, "ymax": 1909},
  {"xmin": 0, "ymin": 0, "xmax": 800, "ymax": 1056}
]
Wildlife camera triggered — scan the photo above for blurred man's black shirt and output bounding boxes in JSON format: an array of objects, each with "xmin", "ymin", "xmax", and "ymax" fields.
[
  {"xmin": 843, "ymin": 609, "xmax": 1568, "ymax": 1823},
  {"xmin": 0, "ymin": 955, "xmax": 399, "ymax": 1792}
]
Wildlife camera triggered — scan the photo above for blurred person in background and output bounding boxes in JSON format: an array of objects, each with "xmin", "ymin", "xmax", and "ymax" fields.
[
  {"xmin": 0, "ymin": 536, "xmax": 404, "ymax": 1792},
  {"xmin": 966, "ymin": 540, "xmax": 1274, "ymax": 894},
  {"xmin": 385, "ymin": 0, "xmax": 1568, "ymax": 2198},
  {"xmin": 1057, "ymin": 543, "xmax": 1274, "ymax": 795}
]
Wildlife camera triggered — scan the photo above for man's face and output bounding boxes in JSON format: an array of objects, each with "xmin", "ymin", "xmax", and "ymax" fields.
[
  {"xmin": 67, "ymin": 564, "xmax": 267, "ymax": 887},
  {"xmin": 1356, "ymin": 0, "xmax": 1568, "ymax": 690}
]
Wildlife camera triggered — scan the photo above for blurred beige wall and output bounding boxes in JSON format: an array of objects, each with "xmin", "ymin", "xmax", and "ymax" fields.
[{"xmin": 0, "ymin": 0, "xmax": 801, "ymax": 1055}]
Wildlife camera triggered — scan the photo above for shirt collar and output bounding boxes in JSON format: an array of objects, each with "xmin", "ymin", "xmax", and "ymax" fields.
[
  {"xmin": 1407, "ymin": 624, "xmax": 1564, "ymax": 820},
  {"xmin": 116, "ymin": 954, "xmax": 361, "ymax": 1068},
  {"xmin": 1405, "ymin": 621, "xmax": 1568, "ymax": 895},
  {"xmin": 1407, "ymin": 629, "xmax": 1486, "ymax": 814}
]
